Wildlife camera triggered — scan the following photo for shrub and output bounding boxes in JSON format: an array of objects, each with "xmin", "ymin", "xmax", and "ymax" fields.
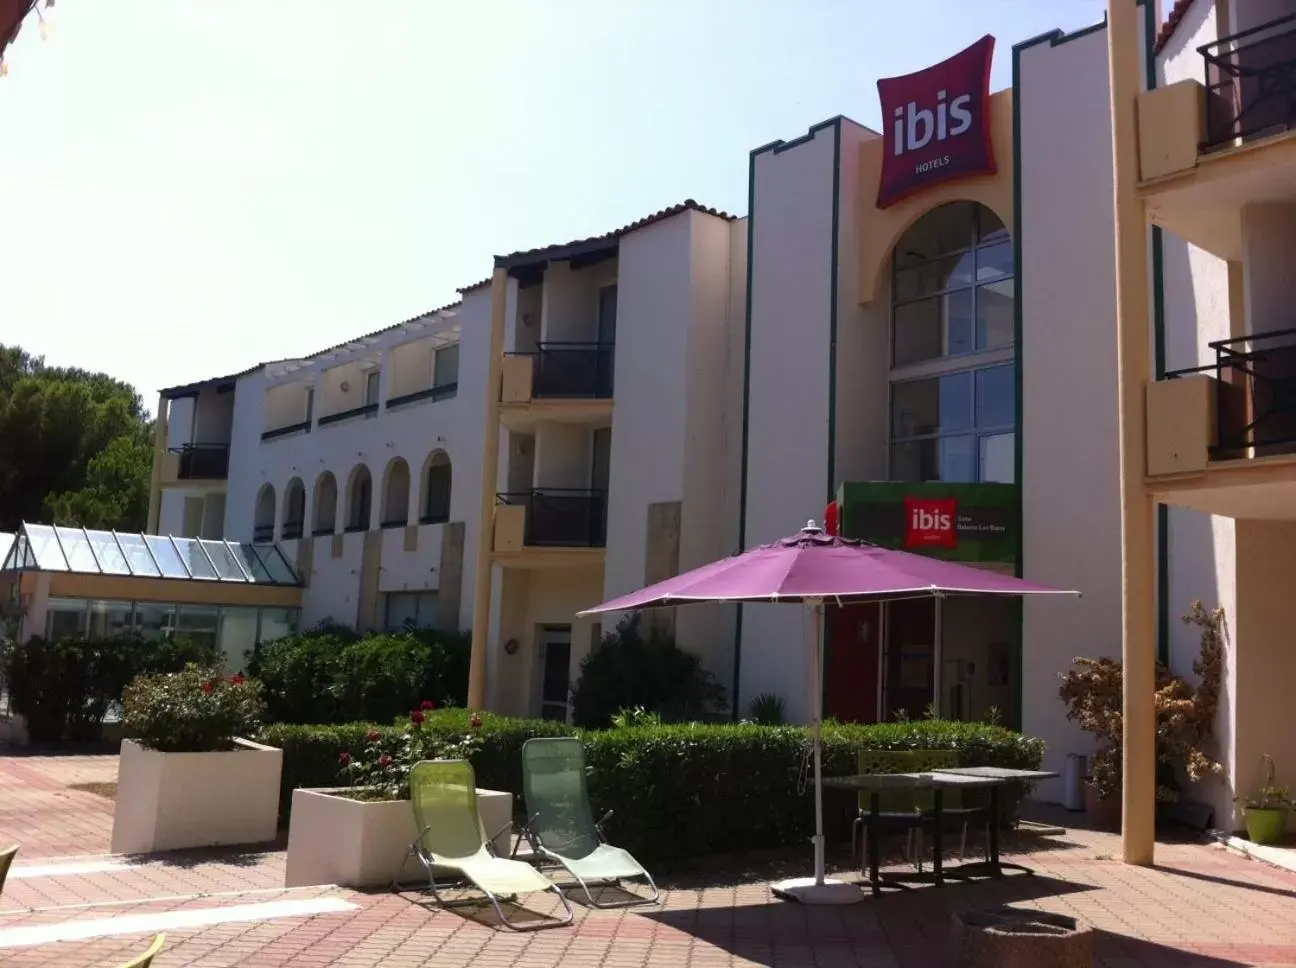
[
  {"xmin": 569, "ymin": 613, "xmax": 727, "ymax": 728},
  {"xmin": 122, "ymin": 665, "xmax": 266, "ymax": 752},
  {"xmin": 249, "ymin": 626, "xmax": 471, "ymax": 725},
  {"xmin": 340, "ymin": 702, "xmax": 483, "ymax": 801},
  {"xmin": 259, "ymin": 709, "xmax": 574, "ymax": 822},
  {"xmin": 748, "ymin": 692, "xmax": 786, "ymax": 725},
  {"xmin": 2, "ymin": 633, "xmax": 222, "ymax": 743}
]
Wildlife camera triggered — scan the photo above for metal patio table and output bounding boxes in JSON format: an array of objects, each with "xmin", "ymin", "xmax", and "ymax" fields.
[{"xmin": 824, "ymin": 766, "xmax": 1059, "ymax": 897}]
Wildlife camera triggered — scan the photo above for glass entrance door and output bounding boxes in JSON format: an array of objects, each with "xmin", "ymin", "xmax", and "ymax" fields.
[
  {"xmin": 881, "ymin": 598, "xmax": 935, "ymax": 722},
  {"xmin": 537, "ymin": 625, "xmax": 572, "ymax": 722}
]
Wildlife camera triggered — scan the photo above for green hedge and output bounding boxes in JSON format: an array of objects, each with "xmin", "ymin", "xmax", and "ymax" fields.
[
  {"xmin": 261, "ymin": 715, "xmax": 1044, "ymax": 864},
  {"xmin": 259, "ymin": 710, "xmax": 574, "ymax": 823}
]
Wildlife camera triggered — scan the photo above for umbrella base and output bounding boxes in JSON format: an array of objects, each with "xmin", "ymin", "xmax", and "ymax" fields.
[{"xmin": 770, "ymin": 877, "xmax": 863, "ymax": 905}]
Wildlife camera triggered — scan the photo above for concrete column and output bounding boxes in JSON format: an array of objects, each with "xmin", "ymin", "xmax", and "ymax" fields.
[
  {"xmin": 146, "ymin": 393, "xmax": 169, "ymax": 534},
  {"xmin": 1108, "ymin": 0, "xmax": 1158, "ymax": 866},
  {"xmin": 468, "ymin": 268, "xmax": 509, "ymax": 709}
]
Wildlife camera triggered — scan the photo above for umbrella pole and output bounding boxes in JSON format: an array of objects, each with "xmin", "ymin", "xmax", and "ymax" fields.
[{"xmin": 770, "ymin": 599, "xmax": 861, "ymax": 905}]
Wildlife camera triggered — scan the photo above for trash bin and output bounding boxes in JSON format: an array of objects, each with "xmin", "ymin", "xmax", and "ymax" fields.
[{"xmin": 1063, "ymin": 753, "xmax": 1086, "ymax": 812}]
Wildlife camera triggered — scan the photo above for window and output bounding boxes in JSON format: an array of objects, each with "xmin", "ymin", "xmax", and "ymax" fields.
[
  {"xmin": 384, "ymin": 592, "xmax": 439, "ymax": 631},
  {"xmin": 433, "ymin": 345, "xmax": 459, "ymax": 390},
  {"xmin": 305, "ymin": 387, "xmax": 315, "ymax": 423},
  {"xmin": 890, "ymin": 364, "xmax": 1015, "ymax": 483},
  {"xmin": 364, "ymin": 370, "xmax": 380, "ymax": 417},
  {"xmin": 45, "ymin": 598, "xmax": 87, "ymax": 639},
  {"xmin": 258, "ymin": 607, "xmax": 298, "ymax": 644},
  {"xmin": 87, "ymin": 600, "xmax": 133, "ymax": 638},
  {"xmin": 176, "ymin": 605, "xmax": 219, "ymax": 651},
  {"xmin": 422, "ymin": 452, "xmax": 452, "ymax": 524},
  {"xmin": 218, "ymin": 606, "xmax": 258, "ymax": 672},
  {"xmin": 133, "ymin": 603, "xmax": 176, "ymax": 640},
  {"xmin": 892, "ymin": 203, "xmax": 1014, "ymax": 367}
]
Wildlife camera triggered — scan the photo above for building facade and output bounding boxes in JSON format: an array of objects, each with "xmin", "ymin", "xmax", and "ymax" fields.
[{"xmin": 145, "ymin": 0, "xmax": 1296, "ymax": 834}]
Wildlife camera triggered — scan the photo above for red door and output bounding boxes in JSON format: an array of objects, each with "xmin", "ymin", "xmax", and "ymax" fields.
[{"xmin": 825, "ymin": 603, "xmax": 881, "ymax": 723}]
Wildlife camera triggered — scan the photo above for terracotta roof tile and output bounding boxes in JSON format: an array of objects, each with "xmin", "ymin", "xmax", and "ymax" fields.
[
  {"xmin": 494, "ymin": 199, "xmax": 736, "ymax": 270},
  {"xmin": 1155, "ymin": 0, "xmax": 1196, "ymax": 54}
]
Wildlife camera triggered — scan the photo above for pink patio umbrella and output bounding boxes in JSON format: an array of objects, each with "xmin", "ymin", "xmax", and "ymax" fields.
[{"xmin": 579, "ymin": 520, "xmax": 1078, "ymax": 905}]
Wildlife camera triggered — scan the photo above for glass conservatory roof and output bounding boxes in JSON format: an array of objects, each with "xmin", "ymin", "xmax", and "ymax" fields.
[{"xmin": 0, "ymin": 523, "xmax": 301, "ymax": 587}]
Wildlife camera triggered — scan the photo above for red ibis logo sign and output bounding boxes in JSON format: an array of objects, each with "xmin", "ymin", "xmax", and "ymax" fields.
[
  {"xmin": 905, "ymin": 497, "xmax": 957, "ymax": 550},
  {"xmin": 876, "ymin": 35, "xmax": 997, "ymax": 209}
]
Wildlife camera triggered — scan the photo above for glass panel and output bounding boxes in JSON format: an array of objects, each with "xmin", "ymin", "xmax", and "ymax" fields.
[
  {"xmin": 890, "ymin": 439, "xmax": 936, "ymax": 483},
  {"xmin": 980, "ymin": 433, "xmax": 1016, "ymax": 483},
  {"xmin": 257, "ymin": 607, "xmax": 298, "ymax": 644},
  {"xmin": 893, "ymin": 291, "xmax": 974, "ymax": 365},
  {"xmin": 133, "ymin": 603, "xmax": 175, "ymax": 640},
  {"xmin": 944, "ymin": 289, "xmax": 974, "ymax": 356},
  {"xmin": 976, "ymin": 280, "xmax": 1015, "ymax": 351},
  {"xmin": 85, "ymin": 530, "xmax": 130, "ymax": 575},
  {"xmin": 145, "ymin": 536, "xmax": 190, "ymax": 578},
  {"xmin": 891, "ymin": 372, "xmax": 972, "ymax": 438},
  {"xmin": 87, "ymin": 600, "xmax": 133, "ymax": 638},
  {"xmin": 978, "ymin": 206, "xmax": 1010, "ymax": 243},
  {"xmin": 975, "ymin": 365, "xmax": 1016, "ymax": 429},
  {"xmin": 218, "ymin": 606, "xmax": 259, "ymax": 673},
  {"xmin": 893, "ymin": 202, "xmax": 977, "ymax": 269},
  {"xmin": 2, "ymin": 533, "xmax": 25, "ymax": 570},
  {"xmin": 384, "ymin": 592, "xmax": 420, "ymax": 632},
  {"xmin": 201, "ymin": 540, "xmax": 247, "ymax": 581},
  {"xmin": 53, "ymin": 527, "xmax": 99, "ymax": 573},
  {"xmin": 251, "ymin": 544, "xmax": 298, "ymax": 584},
  {"xmin": 894, "ymin": 250, "xmax": 975, "ymax": 303},
  {"xmin": 434, "ymin": 344, "xmax": 460, "ymax": 387},
  {"xmin": 24, "ymin": 524, "xmax": 69, "ymax": 571},
  {"xmin": 176, "ymin": 605, "xmax": 219, "ymax": 652},
  {"xmin": 939, "ymin": 435, "xmax": 976, "ymax": 482},
  {"xmin": 171, "ymin": 537, "xmax": 218, "ymax": 579},
  {"xmin": 974, "ymin": 241, "xmax": 1012, "ymax": 286},
  {"xmin": 45, "ymin": 598, "xmax": 86, "ymax": 639},
  {"xmin": 234, "ymin": 543, "xmax": 273, "ymax": 581},
  {"xmin": 115, "ymin": 533, "xmax": 161, "ymax": 577}
]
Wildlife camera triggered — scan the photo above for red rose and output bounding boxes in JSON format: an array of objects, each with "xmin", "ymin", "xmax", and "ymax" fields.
[
  {"xmin": 420, "ymin": 700, "xmax": 437, "ymax": 711},
  {"xmin": 366, "ymin": 729, "xmax": 381, "ymax": 742},
  {"xmin": 378, "ymin": 754, "xmax": 393, "ymax": 767},
  {"xmin": 410, "ymin": 710, "xmax": 426, "ymax": 725},
  {"xmin": 230, "ymin": 673, "xmax": 246, "ymax": 685},
  {"xmin": 201, "ymin": 681, "xmax": 214, "ymax": 695},
  {"xmin": 338, "ymin": 752, "xmax": 351, "ymax": 766},
  {"xmin": 470, "ymin": 714, "xmax": 483, "ymax": 729}
]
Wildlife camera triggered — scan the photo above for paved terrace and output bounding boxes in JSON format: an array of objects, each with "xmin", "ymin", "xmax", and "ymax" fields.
[{"xmin": 1, "ymin": 753, "xmax": 1295, "ymax": 967}]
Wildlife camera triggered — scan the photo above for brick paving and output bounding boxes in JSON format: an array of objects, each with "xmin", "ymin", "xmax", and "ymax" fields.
[{"xmin": 1, "ymin": 753, "xmax": 1295, "ymax": 967}]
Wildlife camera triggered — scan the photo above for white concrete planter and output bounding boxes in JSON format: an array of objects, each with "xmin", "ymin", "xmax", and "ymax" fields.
[
  {"xmin": 110, "ymin": 737, "xmax": 283, "ymax": 855},
  {"xmin": 284, "ymin": 786, "xmax": 514, "ymax": 889}
]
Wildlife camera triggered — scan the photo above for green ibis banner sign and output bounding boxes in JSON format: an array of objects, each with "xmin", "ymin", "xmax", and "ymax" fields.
[{"xmin": 836, "ymin": 481, "xmax": 1018, "ymax": 565}]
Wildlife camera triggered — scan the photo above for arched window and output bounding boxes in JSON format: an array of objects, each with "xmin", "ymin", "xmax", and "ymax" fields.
[
  {"xmin": 283, "ymin": 478, "xmax": 306, "ymax": 539},
  {"xmin": 253, "ymin": 484, "xmax": 276, "ymax": 542},
  {"xmin": 381, "ymin": 458, "xmax": 411, "ymax": 528},
  {"xmin": 346, "ymin": 464, "xmax": 373, "ymax": 532},
  {"xmin": 312, "ymin": 471, "xmax": 338, "ymax": 536},
  {"xmin": 890, "ymin": 202, "xmax": 1015, "ymax": 484},
  {"xmin": 421, "ymin": 450, "xmax": 452, "ymax": 525}
]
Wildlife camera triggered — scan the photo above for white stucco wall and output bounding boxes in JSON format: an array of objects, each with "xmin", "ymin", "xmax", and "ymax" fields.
[
  {"xmin": 741, "ymin": 122, "xmax": 839, "ymax": 723},
  {"xmin": 301, "ymin": 532, "xmax": 365, "ymax": 628},
  {"xmin": 1018, "ymin": 26, "xmax": 1124, "ymax": 796}
]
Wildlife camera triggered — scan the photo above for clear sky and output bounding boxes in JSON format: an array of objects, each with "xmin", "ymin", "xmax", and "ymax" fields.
[{"xmin": 0, "ymin": 0, "xmax": 1107, "ymax": 408}]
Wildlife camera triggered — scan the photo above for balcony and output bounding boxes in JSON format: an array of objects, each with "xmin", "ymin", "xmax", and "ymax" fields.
[
  {"xmin": 386, "ymin": 383, "xmax": 457, "ymax": 410},
  {"xmin": 282, "ymin": 520, "xmax": 304, "ymax": 540},
  {"xmin": 493, "ymin": 489, "xmax": 607, "ymax": 556},
  {"xmin": 499, "ymin": 343, "xmax": 614, "ymax": 432},
  {"xmin": 173, "ymin": 444, "xmax": 230, "ymax": 481},
  {"xmin": 261, "ymin": 420, "xmax": 311, "ymax": 442},
  {"xmin": 1201, "ymin": 15, "xmax": 1296, "ymax": 152},
  {"xmin": 318, "ymin": 402, "xmax": 378, "ymax": 427},
  {"xmin": 253, "ymin": 524, "xmax": 276, "ymax": 543}
]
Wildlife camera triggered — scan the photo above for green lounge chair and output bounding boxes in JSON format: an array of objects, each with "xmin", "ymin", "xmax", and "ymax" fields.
[
  {"xmin": 405, "ymin": 759, "xmax": 573, "ymax": 931},
  {"xmin": 519, "ymin": 738, "xmax": 659, "ymax": 908},
  {"xmin": 118, "ymin": 934, "xmax": 165, "ymax": 968},
  {"xmin": 0, "ymin": 844, "xmax": 17, "ymax": 896}
]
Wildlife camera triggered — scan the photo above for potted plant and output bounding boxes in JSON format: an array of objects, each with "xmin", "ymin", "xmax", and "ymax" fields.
[
  {"xmin": 112, "ymin": 664, "xmax": 281, "ymax": 854},
  {"xmin": 284, "ymin": 703, "xmax": 514, "ymax": 889},
  {"xmin": 1237, "ymin": 755, "xmax": 1292, "ymax": 846}
]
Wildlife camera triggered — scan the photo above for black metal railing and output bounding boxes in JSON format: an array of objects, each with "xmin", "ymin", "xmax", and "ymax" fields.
[
  {"xmin": 1166, "ymin": 327, "xmax": 1296, "ymax": 456},
  {"xmin": 170, "ymin": 443, "xmax": 229, "ymax": 480},
  {"xmin": 386, "ymin": 383, "xmax": 458, "ymax": 409},
  {"xmin": 1200, "ymin": 14, "xmax": 1296, "ymax": 150},
  {"xmin": 496, "ymin": 488, "xmax": 607, "ymax": 547},
  {"xmin": 261, "ymin": 420, "xmax": 311, "ymax": 442},
  {"xmin": 252, "ymin": 524, "xmax": 276, "ymax": 542},
  {"xmin": 282, "ymin": 521, "xmax": 304, "ymax": 540},
  {"xmin": 509, "ymin": 342, "xmax": 614, "ymax": 399},
  {"xmin": 312, "ymin": 524, "xmax": 336, "ymax": 537},
  {"xmin": 381, "ymin": 516, "xmax": 408, "ymax": 529},
  {"xmin": 318, "ymin": 402, "xmax": 379, "ymax": 427},
  {"xmin": 420, "ymin": 511, "xmax": 450, "ymax": 525}
]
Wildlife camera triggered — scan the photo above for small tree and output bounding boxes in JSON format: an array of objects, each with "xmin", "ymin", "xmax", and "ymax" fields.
[
  {"xmin": 1058, "ymin": 600, "xmax": 1224, "ymax": 802},
  {"xmin": 569, "ymin": 613, "xmax": 727, "ymax": 728}
]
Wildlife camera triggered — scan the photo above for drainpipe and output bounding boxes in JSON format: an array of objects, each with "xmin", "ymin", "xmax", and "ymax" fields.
[
  {"xmin": 1107, "ymin": 0, "xmax": 1157, "ymax": 866},
  {"xmin": 467, "ymin": 267, "xmax": 508, "ymax": 710}
]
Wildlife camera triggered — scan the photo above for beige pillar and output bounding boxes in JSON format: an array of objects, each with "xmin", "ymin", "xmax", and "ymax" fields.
[
  {"xmin": 467, "ymin": 267, "xmax": 508, "ymax": 709},
  {"xmin": 146, "ymin": 393, "xmax": 169, "ymax": 534},
  {"xmin": 1107, "ymin": 0, "xmax": 1157, "ymax": 866}
]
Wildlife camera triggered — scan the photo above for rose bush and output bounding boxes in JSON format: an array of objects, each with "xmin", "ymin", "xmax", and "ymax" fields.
[
  {"xmin": 122, "ymin": 664, "xmax": 266, "ymax": 753},
  {"xmin": 340, "ymin": 700, "xmax": 481, "ymax": 801}
]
